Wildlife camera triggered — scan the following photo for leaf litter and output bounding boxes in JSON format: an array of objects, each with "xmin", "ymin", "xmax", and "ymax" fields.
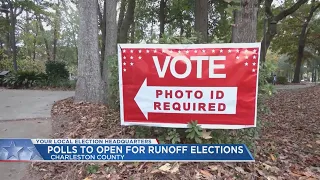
[{"xmin": 26, "ymin": 86, "xmax": 320, "ymax": 179}]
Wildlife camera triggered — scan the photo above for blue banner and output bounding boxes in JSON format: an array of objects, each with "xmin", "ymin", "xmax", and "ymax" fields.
[{"xmin": 0, "ymin": 139, "xmax": 254, "ymax": 162}]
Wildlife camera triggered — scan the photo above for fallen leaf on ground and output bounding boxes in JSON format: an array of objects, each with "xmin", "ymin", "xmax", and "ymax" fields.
[
  {"xmin": 256, "ymin": 169, "xmax": 265, "ymax": 177},
  {"xmin": 270, "ymin": 154, "xmax": 276, "ymax": 161},
  {"xmin": 159, "ymin": 163, "xmax": 171, "ymax": 172},
  {"xmin": 267, "ymin": 176, "xmax": 277, "ymax": 180},
  {"xmin": 28, "ymin": 87, "xmax": 320, "ymax": 180},
  {"xmin": 150, "ymin": 169, "xmax": 161, "ymax": 174},
  {"xmin": 170, "ymin": 163, "xmax": 180, "ymax": 173},
  {"xmin": 235, "ymin": 167, "xmax": 246, "ymax": 174},
  {"xmin": 201, "ymin": 129, "xmax": 212, "ymax": 139},
  {"xmin": 208, "ymin": 165, "xmax": 219, "ymax": 171},
  {"xmin": 262, "ymin": 163, "xmax": 271, "ymax": 170},
  {"xmin": 200, "ymin": 170, "xmax": 213, "ymax": 179},
  {"xmin": 303, "ymin": 170, "xmax": 316, "ymax": 177},
  {"xmin": 270, "ymin": 166, "xmax": 280, "ymax": 173},
  {"xmin": 306, "ymin": 144, "xmax": 313, "ymax": 148},
  {"xmin": 109, "ymin": 174, "xmax": 121, "ymax": 180},
  {"xmin": 194, "ymin": 170, "xmax": 201, "ymax": 179},
  {"xmin": 133, "ymin": 162, "xmax": 140, "ymax": 167}
]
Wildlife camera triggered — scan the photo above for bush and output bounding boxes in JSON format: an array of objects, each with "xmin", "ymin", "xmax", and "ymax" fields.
[
  {"xmin": 3, "ymin": 71, "xmax": 47, "ymax": 88},
  {"xmin": 0, "ymin": 58, "xmax": 45, "ymax": 72},
  {"xmin": 277, "ymin": 76, "xmax": 288, "ymax": 84},
  {"xmin": 45, "ymin": 61, "xmax": 69, "ymax": 81},
  {"xmin": 266, "ymin": 76, "xmax": 273, "ymax": 84},
  {"xmin": 108, "ymin": 55, "xmax": 120, "ymax": 109},
  {"xmin": 2, "ymin": 70, "xmax": 75, "ymax": 90}
]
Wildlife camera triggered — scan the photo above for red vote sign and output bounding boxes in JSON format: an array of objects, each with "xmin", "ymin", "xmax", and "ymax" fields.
[{"xmin": 118, "ymin": 43, "xmax": 261, "ymax": 129}]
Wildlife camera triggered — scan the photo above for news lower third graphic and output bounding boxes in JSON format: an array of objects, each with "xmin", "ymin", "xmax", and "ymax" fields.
[
  {"xmin": 0, "ymin": 139, "xmax": 43, "ymax": 161},
  {"xmin": 0, "ymin": 139, "xmax": 254, "ymax": 162}
]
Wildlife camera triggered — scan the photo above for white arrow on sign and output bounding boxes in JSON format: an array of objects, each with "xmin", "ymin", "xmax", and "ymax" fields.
[{"xmin": 134, "ymin": 79, "xmax": 238, "ymax": 120}]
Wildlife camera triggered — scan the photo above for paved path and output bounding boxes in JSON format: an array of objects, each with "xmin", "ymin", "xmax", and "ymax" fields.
[
  {"xmin": 0, "ymin": 89, "xmax": 74, "ymax": 121},
  {"xmin": 275, "ymin": 83, "xmax": 317, "ymax": 90},
  {"xmin": 0, "ymin": 89, "xmax": 74, "ymax": 180}
]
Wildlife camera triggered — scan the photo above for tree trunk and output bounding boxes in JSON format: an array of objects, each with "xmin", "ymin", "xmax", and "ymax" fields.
[
  {"xmin": 195, "ymin": 0, "xmax": 208, "ymax": 43},
  {"xmin": 159, "ymin": 0, "xmax": 166, "ymax": 39},
  {"xmin": 312, "ymin": 70, "xmax": 315, "ymax": 82},
  {"xmin": 117, "ymin": 0, "xmax": 127, "ymax": 40},
  {"xmin": 104, "ymin": 0, "xmax": 118, "ymax": 104},
  {"xmin": 260, "ymin": 25, "xmax": 275, "ymax": 62},
  {"xmin": 5, "ymin": 12, "xmax": 10, "ymax": 56},
  {"xmin": 150, "ymin": 20, "xmax": 154, "ymax": 39},
  {"xmin": 53, "ymin": 1, "xmax": 60, "ymax": 61},
  {"xmin": 232, "ymin": 0, "xmax": 258, "ymax": 43},
  {"xmin": 292, "ymin": 2, "xmax": 319, "ymax": 83},
  {"xmin": 33, "ymin": 18, "xmax": 39, "ymax": 61},
  {"xmin": 8, "ymin": 2, "xmax": 17, "ymax": 71},
  {"xmin": 261, "ymin": 0, "xmax": 308, "ymax": 62},
  {"xmin": 38, "ymin": 16, "xmax": 51, "ymax": 61},
  {"xmin": 100, "ymin": 0, "xmax": 107, "ymax": 64},
  {"xmin": 231, "ymin": 10, "xmax": 236, "ymax": 43},
  {"xmin": 0, "ymin": 41, "xmax": 3, "ymax": 60},
  {"xmin": 130, "ymin": 21, "xmax": 135, "ymax": 43},
  {"xmin": 75, "ymin": 0, "xmax": 104, "ymax": 103},
  {"xmin": 292, "ymin": 42, "xmax": 304, "ymax": 83},
  {"xmin": 186, "ymin": 21, "xmax": 191, "ymax": 38},
  {"xmin": 179, "ymin": 19, "xmax": 184, "ymax": 37},
  {"xmin": 25, "ymin": 11, "xmax": 32, "ymax": 58},
  {"xmin": 118, "ymin": 0, "xmax": 136, "ymax": 43}
]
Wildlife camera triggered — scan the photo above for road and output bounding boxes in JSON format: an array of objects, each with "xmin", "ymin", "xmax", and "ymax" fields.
[{"xmin": 0, "ymin": 89, "xmax": 74, "ymax": 180}]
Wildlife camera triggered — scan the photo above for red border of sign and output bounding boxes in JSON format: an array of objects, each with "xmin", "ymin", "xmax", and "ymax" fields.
[{"xmin": 118, "ymin": 43, "xmax": 261, "ymax": 129}]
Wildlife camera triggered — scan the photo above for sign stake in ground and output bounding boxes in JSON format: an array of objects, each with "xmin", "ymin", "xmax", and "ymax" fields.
[{"xmin": 118, "ymin": 43, "xmax": 261, "ymax": 129}]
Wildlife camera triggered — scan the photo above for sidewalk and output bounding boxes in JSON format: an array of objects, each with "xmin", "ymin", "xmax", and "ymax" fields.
[
  {"xmin": 275, "ymin": 83, "xmax": 317, "ymax": 90},
  {"xmin": 0, "ymin": 89, "xmax": 74, "ymax": 180}
]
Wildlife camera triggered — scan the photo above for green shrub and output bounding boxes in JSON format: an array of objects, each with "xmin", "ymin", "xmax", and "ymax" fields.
[
  {"xmin": 107, "ymin": 55, "xmax": 120, "ymax": 109},
  {"xmin": 266, "ymin": 76, "xmax": 273, "ymax": 84},
  {"xmin": 0, "ymin": 58, "xmax": 45, "ymax": 72},
  {"xmin": 3, "ymin": 71, "xmax": 47, "ymax": 88},
  {"xmin": 45, "ymin": 61, "xmax": 69, "ymax": 81},
  {"xmin": 0, "ymin": 66, "xmax": 75, "ymax": 89},
  {"xmin": 277, "ymin": 76, "xmax": 288, "ymax": 84}
]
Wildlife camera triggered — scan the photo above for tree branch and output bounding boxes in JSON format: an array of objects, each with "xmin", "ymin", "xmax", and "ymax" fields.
[
  {"xmin": 274, "ymin": 0, "xmax": 308, "ymax": 22},
  {"xmin": 265, "ymin": 0, "xmax": 273, "ymax": 18},
  {"xmin": 311, "ymin": 3, "xmax": 320, "ymax": 13}
]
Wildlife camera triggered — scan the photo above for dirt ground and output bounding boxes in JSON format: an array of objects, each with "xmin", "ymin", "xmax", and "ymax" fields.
[{"xmin": 23, "ymin": 86, "xmax": 320, "ymax": 180}]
